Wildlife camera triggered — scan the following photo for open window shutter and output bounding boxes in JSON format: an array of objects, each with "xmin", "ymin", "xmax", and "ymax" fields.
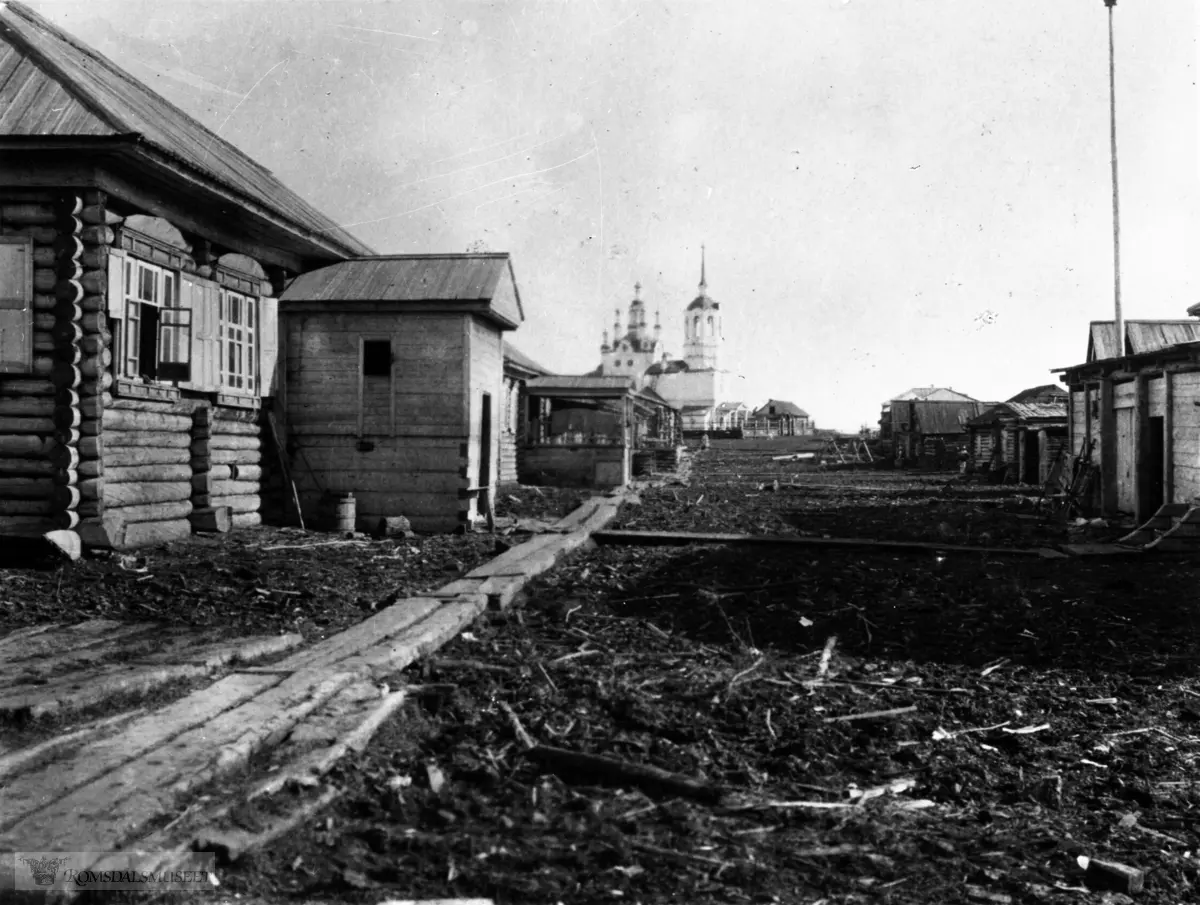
[
  {"xmin": 106, "ymin": 248, "xmax": 125, "ymax": 318},
  {"xmin": 0, "ymin": 238, "xmax": 32, "ymax": 372},
  {"xmin": 258, "ymin": 296, "xmax": 278, "ymax": 397},
  {"xmin": 182, "ymin": 277, "xmax": 221, "ymax": 391}
]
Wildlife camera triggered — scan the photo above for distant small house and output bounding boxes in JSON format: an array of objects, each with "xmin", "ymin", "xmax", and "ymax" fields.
[
  {"xmin": 748, "ymin": 399, "xmax": 811, "ymax": 437},
  {"xmin": 713, "ymin": 401, "xmax": 750, "ymax": 431},
  {"xmin": 965, "ymin": 390, "xmax": 1068, "ymax": 484},
  {"xmin": 501, "ymin": 343, "xmax": 550, "ymax": 485},
  {"xmin": 884, "ymin": 387, "xmax": 987, "ymax": 463},
  {"xmin": 1057, "ymin": 316, "xmax": 1200, "ymax": 521},
  {"xmin": 278, "ymin": 254, "xmax": 523, "ymax": 532}
]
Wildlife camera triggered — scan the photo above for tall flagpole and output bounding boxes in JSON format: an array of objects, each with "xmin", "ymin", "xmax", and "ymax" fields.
[{"xmin": 1105, "ymin": 0, "xmax": 1123, "ymax": 354}]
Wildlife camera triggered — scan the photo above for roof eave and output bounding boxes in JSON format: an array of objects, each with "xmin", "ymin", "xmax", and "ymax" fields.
[{"xmin": 122, "ymin": 139, "xmax": 372, "ymax": 262}]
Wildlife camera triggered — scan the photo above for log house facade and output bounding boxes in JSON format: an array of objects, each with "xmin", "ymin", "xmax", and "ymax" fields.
[{"xmin": 0, "ymin": 2, "xmax": 371, "ymax": 549}]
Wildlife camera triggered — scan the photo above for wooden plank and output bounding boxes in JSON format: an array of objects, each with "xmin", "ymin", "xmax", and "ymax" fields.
[
  {"xmin": 0, "ymin": 672, "xmax": 282, "ymax": 835},
  {"xmin": 336, "ymin": 597, "xmax": 486, "ymax": 678},
  {"xmin": 0, "ymin": 620, "xmax": 154, "ymax": 663},
  {"xmin": 271, "ymin": 597, "xmax": 444, "ymax": 672},
  {"xmin": 591, "ymin": 529, "xmax": 1066, "ymax": 558},
  {"xmin": 0, "ymin": 661, "xmax": 210, "ymax": 720}
]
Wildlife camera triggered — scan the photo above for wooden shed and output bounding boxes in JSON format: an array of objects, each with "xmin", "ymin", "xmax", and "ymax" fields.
[
  {"xmin": 965, "ymin": 399, "xmax": 1068, "ymax": 484},
  {"xmin": 1058, "ymin": 329, "xmax": 1200, "ymax": 522},
  {"xmin": 0, "ymin": 2, "xmax": 370, "ymax": 549},
  {"xmin": 518, "ymin": 376, "xmax": 680, "ymax": 488},
  {"xmin": 276, "ymin": 255, "xmax": 524, "ymax": 532}
]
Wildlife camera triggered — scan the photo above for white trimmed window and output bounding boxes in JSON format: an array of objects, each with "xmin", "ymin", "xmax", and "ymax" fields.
[
  {"xmin": 120, "ymin": 257, "xmax": 191, "ymax": 382},
  {"xmin": 219, "ymin": 288, "xmax": 257, "ymax": 392}
]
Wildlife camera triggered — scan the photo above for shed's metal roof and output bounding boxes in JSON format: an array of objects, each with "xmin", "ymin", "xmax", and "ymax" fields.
[
  {"xmin": 1088, "ymin": 320, "xmax": 1200, "ymax": 361},
  {"xmin": 280, "ymin": 254, "xmax": 523, "ymax": 325},
  {"xmin": 0, "ymin": 1, "xmax": 371, "ymax": 257}
]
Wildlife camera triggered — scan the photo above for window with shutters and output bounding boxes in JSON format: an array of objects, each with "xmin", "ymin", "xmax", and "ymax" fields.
[
  {"xmin": 117, "ymin": 256, "xmax": 191, "ymax": 383},
  {"xmin": 0, "ymin": 238, "xmax": 33, "ymax": 373},
  {"xmin": 219, "ymin": 288, "xmax": 257, "ymax": 392}
]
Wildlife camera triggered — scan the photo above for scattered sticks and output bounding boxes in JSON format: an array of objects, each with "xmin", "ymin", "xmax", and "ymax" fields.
[
  {"xmin": 524, "ymin": 745, "xmax": 726, "ymax": 805},
  {"xmin": 823, "ymin": 705, "xmax": 918, "ymax": 724}
]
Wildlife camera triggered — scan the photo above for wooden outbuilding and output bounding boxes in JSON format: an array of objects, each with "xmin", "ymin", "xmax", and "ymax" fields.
[
  {"xmin": 883, "ymin": 387, "xmax": 987, "ymax": 465},
  {"xmin": 518, "ymin": 376, "xmax": 680, "ymax": 488},
  {"xmin": 276, "ymin": 255, "xmax": 524, "ymax": 532},
  {"xmin": 965, "ymin": 398, "xmax": 1068, "ymax": 484},
  {"xmin": 0, "ymin": 2, "xmax": 371, "ymax": 549},
  {"xmin": 1057, "ymin": 319, "xmax": 1200, "ymax": 521}
]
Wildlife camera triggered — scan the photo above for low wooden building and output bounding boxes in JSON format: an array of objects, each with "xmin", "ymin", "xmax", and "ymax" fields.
[
  {"xmin": 1058, "ymin": 320, "xmax": 1200, "ymax": 521},
  {"xmin": 500, "ymin": 343, "xmax": 549, "ymax": 485},
  {"xmin": 276, "ymin": 255, "xmax": 524, "ymax": 532},
  {"xmin": 518, "ymin": 376, "xmax": 680, "ymax": 488},
  {"xmin": 965, "ymin": 398, "xmax": 1068, "ymax": 484},
  {"xmin": 884, "ymin": 387, "xmax": 987, "ymax": 463},
  {"xmin": 0, "ymin": 2, "xmax": 371, "ymax": 549}
]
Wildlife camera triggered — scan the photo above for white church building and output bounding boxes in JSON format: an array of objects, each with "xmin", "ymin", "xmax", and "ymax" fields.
[{"xmin": 593, "ymin": 249, "xmax": 734, "ymax": 431}]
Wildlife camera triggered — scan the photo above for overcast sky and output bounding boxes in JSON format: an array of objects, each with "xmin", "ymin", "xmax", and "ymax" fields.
[{"xmin": 31, "ymin": 0, "xmax": 1199, "ymax": 430}]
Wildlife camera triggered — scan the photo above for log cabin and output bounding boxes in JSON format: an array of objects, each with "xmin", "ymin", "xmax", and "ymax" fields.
[
  {"xmin": 276, "ymin": 255, "xmax": 524, "ymax": 532},
  {"xmin": 964, "ymin": 397, "xmax": 1067, "ymax": 484},
  {"xmin": 0, "ymin": 1, "xmax": 372, "ymax": 549}
]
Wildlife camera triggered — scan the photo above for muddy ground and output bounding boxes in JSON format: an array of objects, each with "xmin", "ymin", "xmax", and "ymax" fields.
[
  {"xmin": 0, "ymin": 484, "xmax": 583, "ymax": 642},
  {"xmin": 5, "ymin": 451, "xmax": 1199, "ymax": 904},
  {"xmin": 195, "ymin": 452, "xmax": 1200, "ymax": 905}
]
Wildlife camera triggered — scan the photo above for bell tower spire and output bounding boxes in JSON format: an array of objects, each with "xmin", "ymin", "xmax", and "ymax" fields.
[{"xmin": 698, "ymin": 243, "xmax": 707, "ymax": 297}]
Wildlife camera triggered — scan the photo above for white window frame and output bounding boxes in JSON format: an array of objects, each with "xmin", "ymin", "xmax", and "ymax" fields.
[
  {"xmin": 119, "ymin": 257, "xmax": 185, "ymax": 382},
  {"xmin": 219, "ymin": 288, "xmax": 258, "ymax": 393}
]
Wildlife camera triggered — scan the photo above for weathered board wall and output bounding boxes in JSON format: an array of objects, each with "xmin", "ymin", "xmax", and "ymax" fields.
[
  {"xmin": 1172, "ymin": 372, "xmax": 1200, "ymax": 502},
  {"xmin": 464, "ymin": 316, "xmax": 504, "ymax": 521},
  {"xmin": 281, "ymin": 311, "xmax": 477, "ymax": 532}
]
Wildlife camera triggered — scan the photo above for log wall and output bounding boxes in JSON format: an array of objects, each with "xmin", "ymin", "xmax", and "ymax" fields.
[
  {"xmin": 0, "ymin": 193, "xmax": 271, "ymax": 549},
  {"xmin": 0, "ymin": 191, "xmax": 115, "ymax": 541}
]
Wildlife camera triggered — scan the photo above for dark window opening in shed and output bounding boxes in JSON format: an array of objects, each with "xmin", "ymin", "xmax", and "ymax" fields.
[
  {"xmin": 362, "ymin": 340, "xmax": 392, "ymax": 376},
  {"xmin": 769, "ymin": 405, "xmax": 776, "ymax": 415}
]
